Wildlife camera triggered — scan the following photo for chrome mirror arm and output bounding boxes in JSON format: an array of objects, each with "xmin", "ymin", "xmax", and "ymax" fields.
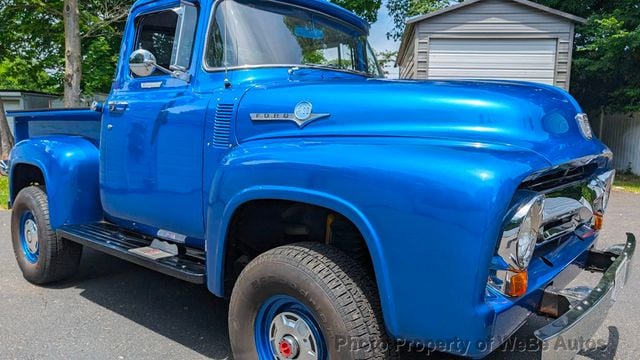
[{"xmin": 145, "ymin": 61, "xmax": 191, "ymax": 83}]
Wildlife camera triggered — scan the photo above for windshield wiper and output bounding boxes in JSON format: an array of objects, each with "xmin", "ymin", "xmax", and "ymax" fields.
[{"xmin": 292, "ymin": 63, "xmax": 372, "ymax": 77}]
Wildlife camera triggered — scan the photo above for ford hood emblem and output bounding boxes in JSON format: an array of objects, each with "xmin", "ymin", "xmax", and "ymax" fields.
[{"xmin": 250, "ymin": 101, "xmax": 330, "ymax": 128}]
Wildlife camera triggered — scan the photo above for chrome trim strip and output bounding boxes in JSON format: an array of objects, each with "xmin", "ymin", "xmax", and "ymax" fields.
[
  {"xmin": 520, "ymin": 152, "xmax": 613, "ymax": 188},
  {"xmin": 250, "ymin": 112, "xmax": 330, "ymax": 128},
  {"xmin": 535, "ymin": 233, "xmax": 635, "ymax": 360}
]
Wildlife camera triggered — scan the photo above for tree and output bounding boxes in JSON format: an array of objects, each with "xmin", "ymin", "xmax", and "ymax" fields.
[
  {"xmin": 386, "ymin": 0, "xmax": 640, "ymax": 112},
  {"xmin": 0, "ymin": 100, "xmax": 14, "ymax": 160},
  {"xmin": 79, "ymin": 0, "xmax": 131, "ymax": 96},
  {"xmin": 333, "ymin": 0, "xmax": 383, "ymax": 23},
  {"xmin": 64, "ymin": 0, "xmax": 82, "ymax": 107},
  {"xmin": 386, "ymin": 0, "xmax": 461, "ymax": 40},
  {"xmin": 535, "ymin": 0, "xmax": 640, "ymax": 112},
  {"xmin": 0, "ymin": 0, "xmax": 65, "ymax": 94},
  {"xmin": 0, "ymin": 0, "xmax": 132, "ymax": 98},
  {"xmin": 377, "ymin": 50, "xmax": 398, "ymax": 68}
]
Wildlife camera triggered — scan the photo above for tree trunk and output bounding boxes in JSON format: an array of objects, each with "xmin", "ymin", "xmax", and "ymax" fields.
[
  {"xmin": 0, "ymin": 100, "xmax": 14, "ymax": 160},
  {"xmin": 63, "ymin": 0, "xmax": 82, "ymax": 107}
]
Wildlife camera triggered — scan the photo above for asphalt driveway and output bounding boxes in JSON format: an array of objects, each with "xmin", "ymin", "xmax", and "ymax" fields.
[{"xmin": 0, "ymin": 191, "xmax": 638, "ymax": 359}]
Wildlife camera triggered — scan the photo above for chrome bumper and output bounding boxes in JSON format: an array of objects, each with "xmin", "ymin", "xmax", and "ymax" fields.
[
  {"xmin": 534, "ymin": 233, "xmax": 635, "ymax": 360},
  {"xmin": 0, "ymin": 159, "xmax": 8, "ymax": 177}
]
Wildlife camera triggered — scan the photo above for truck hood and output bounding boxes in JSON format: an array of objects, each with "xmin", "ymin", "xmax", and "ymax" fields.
[{"xmin": 235, "ymin": 79, "xmax": 608, "ymax": 166}]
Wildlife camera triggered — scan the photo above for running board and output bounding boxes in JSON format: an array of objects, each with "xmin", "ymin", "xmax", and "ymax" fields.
[{"xmin": 56, "ymin": 222, "xmax": 206, "ymax": 284}]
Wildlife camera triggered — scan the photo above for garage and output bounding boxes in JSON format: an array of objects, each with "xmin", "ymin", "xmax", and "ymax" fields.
[
  {"xmin": 427, "ymin": 38, "xmax": 557, "ymax": 84},
  {"xmin": 396, "ymin": 0, "xmax": 586, "ymax": 90}
]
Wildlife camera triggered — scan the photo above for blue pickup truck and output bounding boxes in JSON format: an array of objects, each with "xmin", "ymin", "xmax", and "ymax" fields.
[{"xmin": 2, "ymin": 0, "xmax": 635, "ymax": 359}]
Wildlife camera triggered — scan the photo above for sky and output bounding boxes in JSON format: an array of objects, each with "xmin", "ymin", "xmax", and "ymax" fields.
[{"xmin": 368, "ymin": 6, "xmax": 401, "ymax": 78}]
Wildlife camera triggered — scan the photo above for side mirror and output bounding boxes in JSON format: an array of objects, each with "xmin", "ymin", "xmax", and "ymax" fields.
[
  {"xmin": 129, "ymin": 49, "xmax": 157, "ymax": 77},
  {"xmin": 128, "ymin": 48, "xmax": 191, "ymax": 82}
]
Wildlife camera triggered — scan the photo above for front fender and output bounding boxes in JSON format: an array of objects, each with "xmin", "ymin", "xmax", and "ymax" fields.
[
  {"xmin": 206, "ymin": 136, "xmax": 551, "ymax": 342},
  {"xmin": 9, "ymin": 136, "xmax": 102, "ymax": 228}
]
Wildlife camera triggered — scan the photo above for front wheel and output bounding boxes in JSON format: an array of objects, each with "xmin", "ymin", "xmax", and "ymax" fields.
[
  {"xmin": 11, "ymin": 186, "xmax": 82, "ymax": 284},
  {"xmin": 229, "ymin": 242, "xmax": 394, "ymax": 359}
]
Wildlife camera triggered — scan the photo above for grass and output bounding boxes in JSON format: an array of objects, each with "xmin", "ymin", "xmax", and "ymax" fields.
[
  {"xmin": 613, "ymin": 173, "xmax": 640, "ymax": 194},
  {"xmin": 0, "ymin": 175, "xmax": 7, "ymax": 210}
]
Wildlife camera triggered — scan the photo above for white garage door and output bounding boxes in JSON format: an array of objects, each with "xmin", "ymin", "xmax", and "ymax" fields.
[{"xmin": 428, "ymin": 38, "xmax": 557, "ymax": 85}]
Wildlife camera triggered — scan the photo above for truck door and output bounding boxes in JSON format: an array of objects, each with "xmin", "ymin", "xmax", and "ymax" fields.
[{"xmin": 100, "ymin": 3, "xmax": 207, "ymax": 242}]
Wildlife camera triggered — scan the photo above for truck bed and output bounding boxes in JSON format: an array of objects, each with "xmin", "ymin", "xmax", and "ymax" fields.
[{"xmin": 7, "ymin": 108, "xmax": 102, "ymax": 144}]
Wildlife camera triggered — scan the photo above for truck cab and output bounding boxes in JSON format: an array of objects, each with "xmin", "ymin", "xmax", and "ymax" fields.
[{"xmin": 4, "ymin": 0, "xmax": 635, "ymax": 359}]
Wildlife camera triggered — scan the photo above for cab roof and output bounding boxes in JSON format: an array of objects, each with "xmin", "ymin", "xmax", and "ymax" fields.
[{"xmin": 131, "ymin": 0, "xmax": 370, "ymax": 32}]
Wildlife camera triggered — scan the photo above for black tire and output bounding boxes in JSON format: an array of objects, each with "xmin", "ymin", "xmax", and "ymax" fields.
[
  {"xmin": 11, "ymin": 186, "xmax": 82, "ymax": 284},
  {"xmin": 229, "ymin": 242, "xmax": 395, "ymax": 360}
]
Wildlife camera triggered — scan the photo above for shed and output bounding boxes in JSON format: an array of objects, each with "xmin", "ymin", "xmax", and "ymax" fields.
[
  {"xmin": 1, "ymin": 90, "xmax": 62, "ymax": 134},
  {"xmin": 0, "ymin": 90, "xmax": 60, "ymax": 112},
  {"xmin": 395, "ymin": 0, "xmax": 586, "ymax": 90}
]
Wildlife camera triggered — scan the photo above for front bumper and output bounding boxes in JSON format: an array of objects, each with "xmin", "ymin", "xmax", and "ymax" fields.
[{"xmin": 534, "ymin": 232, "xmax": 635, "ymax": 360}]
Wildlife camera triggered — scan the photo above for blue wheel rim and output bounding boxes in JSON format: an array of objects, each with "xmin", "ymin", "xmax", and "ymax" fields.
[
  {"xmin": 255, "ymin": 295, "xmax": 327, "ymax": 359},
  {"xmin": 19, "ymin": 211, "xmax": 39, "ymax": 264}
]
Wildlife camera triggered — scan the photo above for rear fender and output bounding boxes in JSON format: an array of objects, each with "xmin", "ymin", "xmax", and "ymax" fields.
[{"xmin": 9, "ymin": 136, "xmax": 102, "ymax": 228}]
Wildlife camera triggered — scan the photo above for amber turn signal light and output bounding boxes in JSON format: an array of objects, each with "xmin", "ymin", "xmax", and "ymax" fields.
[
  {"xmin": 506, "ymin": 270, "xmax": 528, "ymax": 297},
  {"xmin": 593, "ymin": 213, "xmax": 604, "ymax": 230}
]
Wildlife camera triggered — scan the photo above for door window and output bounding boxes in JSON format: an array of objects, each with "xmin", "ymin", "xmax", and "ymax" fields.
[{"xmin": 134, "ymin": 4, "xmax": 198, "ymax": 77}]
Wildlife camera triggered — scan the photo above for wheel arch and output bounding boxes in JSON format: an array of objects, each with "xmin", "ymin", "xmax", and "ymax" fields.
[
  {"xmin": 10, "ymin": 161, "xmax": 47, "ymax": 203},
  {"xmin": 206, "ymin": 185, "xmax": 397, "ymax": 329}
]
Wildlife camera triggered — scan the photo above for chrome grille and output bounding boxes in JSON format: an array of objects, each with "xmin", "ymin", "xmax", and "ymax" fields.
[
  {"xmin": 521, "ymin": 161, "xmax": 613, "ymax": 246},
  {"xmin": 520, "ymin": 163, "xmax": 598, "ymax": 193}
]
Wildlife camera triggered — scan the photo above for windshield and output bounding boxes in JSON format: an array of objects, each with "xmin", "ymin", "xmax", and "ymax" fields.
[{"xmin": 205, "ymin": 0, "xmax": 383, "ymax": 77}]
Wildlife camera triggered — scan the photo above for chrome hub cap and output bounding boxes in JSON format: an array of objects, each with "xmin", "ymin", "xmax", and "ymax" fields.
[
  {"xmin": 270, "ymin": 312, "xmax": 318, "ymax": 359},
  {"xmin": 24, "ymin": 219, "xmax": 39, "ymax": 254}
]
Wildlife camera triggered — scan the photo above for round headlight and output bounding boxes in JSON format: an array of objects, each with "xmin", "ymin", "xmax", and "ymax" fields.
[
  {"xmin": 497, "ymin": 193, "xmax": 545, "ymax": 270},
  {"xmin": 515, "ymin": 198, "xmax": 544, "ymax": 269}
]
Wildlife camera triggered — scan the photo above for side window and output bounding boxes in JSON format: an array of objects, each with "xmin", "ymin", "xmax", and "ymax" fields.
[
  {"xmin": 204, "ymin": 7, "xmax": 235, "ymax": 68},
  {"xmin": 133, "ymin": 5, "xmax": 198, "ymax": 77}
]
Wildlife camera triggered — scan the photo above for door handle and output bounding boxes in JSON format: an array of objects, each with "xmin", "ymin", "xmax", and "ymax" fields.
[{"xmin": 108, "ymin": 101, "xmax": 128, "ymax": 113}]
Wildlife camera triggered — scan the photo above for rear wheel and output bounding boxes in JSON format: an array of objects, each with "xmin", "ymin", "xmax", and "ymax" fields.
[
  {"xmin": 229, "ymin": 242, "xmax": 394, "ymax": 359},
  {"xmin": 11, "ymin": 186, "xmax": 82, "ymax": 284}
]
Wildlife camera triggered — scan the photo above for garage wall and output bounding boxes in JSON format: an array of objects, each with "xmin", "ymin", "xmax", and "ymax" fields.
[
  {"xmin": 398, "ymin": 30, "xmax": 416, "ymax": 79},
  {"xmin": 427, "ymin": 38, "xmax": 558, "ymax": 84},
  {"xmin": 405, "ymin": 0, "xmax": 575, "ymax": 90}
]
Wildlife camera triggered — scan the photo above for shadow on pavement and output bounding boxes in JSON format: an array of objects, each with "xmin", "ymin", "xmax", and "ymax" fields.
[
  {"xmin": 48, "ymin": 248, "xmax": 233, "ymax": 359},
  {"xmin": 43, "ymin": 249, "xmax": 620, "ymax": 360}
]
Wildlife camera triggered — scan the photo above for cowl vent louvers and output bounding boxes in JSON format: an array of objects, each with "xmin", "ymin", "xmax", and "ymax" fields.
[{"xmin": 213, "ymin": 103, "xmax": 234, "ymax": 148}]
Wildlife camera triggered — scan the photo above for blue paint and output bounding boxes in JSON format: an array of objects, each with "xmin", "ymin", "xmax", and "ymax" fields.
[
  {"xmin": 9, "ymin": 136, "xmax": 102, "ymax": 228},
  {"xmin": 255, "ymin": 295, "xmax": 327, "ymax": 359},
  {"xmin": 19, "ymin": 211, "xmax": 39, "ymax": 264},
  {"xmin": 10, "ymin": 108, "xmax": 101, "ymax": 144},
  {"xmin": 6, "ymin": 0, "xmax": 617, "ymax": 357}
]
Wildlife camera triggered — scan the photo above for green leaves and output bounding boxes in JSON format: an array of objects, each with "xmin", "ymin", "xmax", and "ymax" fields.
[
  {"xmin": 540, "ymin": 0, "xmax": 640, "ymax": 112},
  {"xmin": 386, "ymin": 0, "xmax": 639, "ymax": 111},
  {"xmin": 386, "ymin": 0, "xmax": 461, "ymax": 41},
  {"xmin": 0, "ymin": 0, "xmax": 381, "ymax": 98},
  {"xmin": 0, "ymin": 0, "xmax": 132, "ymax": 97},
  {"xmin": 332, "ymin": 0, "xmax": 383, "ymax": 23}
]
